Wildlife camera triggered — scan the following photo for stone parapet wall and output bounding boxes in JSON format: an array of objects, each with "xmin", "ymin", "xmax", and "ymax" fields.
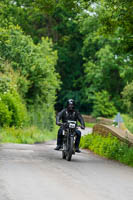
[
  {"xmin": 82, "ymin": 115, "xmax": 113, "ymax": 125},
  {"xmin": 93, "ymin": 124, "xmax": 133, "ymax": 146},
  {"xmin": 96, "ymin": 117, "xmax": 113, "ymax": 125},
  {"xmin": 82, "ymin": 115, "xmax": 97, "ymax": 123}
]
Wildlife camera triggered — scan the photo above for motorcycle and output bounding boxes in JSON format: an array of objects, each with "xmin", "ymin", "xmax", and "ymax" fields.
[{"xmin": 62, "ymin": 120, "xmax": 79, "ymax": 161}]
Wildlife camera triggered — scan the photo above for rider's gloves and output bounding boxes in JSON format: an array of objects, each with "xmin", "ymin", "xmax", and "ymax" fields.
[
  {"xmin": 81, "ymin": 125, "xmax": 85, "ymax": 129},
  {"xmin": 57, "ymin": 122, "xmax": 63, "ymax": 126}
]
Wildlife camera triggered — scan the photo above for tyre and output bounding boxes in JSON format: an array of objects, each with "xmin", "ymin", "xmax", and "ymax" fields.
[
  {"xmin": 62, "ymin": 150, "xmax": 66, "ymax": 159},
  {"xmin": 66, "ymin": 137, "xmax": 74, "ymax": 161},
  {"xmin": 66, "ymin": 152, "xmax": 72, "ymax": 161}
]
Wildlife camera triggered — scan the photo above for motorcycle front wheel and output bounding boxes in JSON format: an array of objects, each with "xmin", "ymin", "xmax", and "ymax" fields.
[
  {"xmin": 66, "ymin": 136, "xmax": 74, "ymax": 161},
  {"xmin": 62, "ymin": 150, "xmax": 66, "ymax": 159}
]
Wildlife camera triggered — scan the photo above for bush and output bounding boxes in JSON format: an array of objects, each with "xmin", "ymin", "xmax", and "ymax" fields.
[
  {"xmin": 0, "ymin": 61, "xmax": 28, "ymax": 127},
  {"xmin": 0, "ymin": 126, "xmax": 58, "ymax": 144},
  {"xmin": 2, "ymin": 92, "xmax": 28, "ymax": 127},
  {"xmin": 92, "ymin": 90, "xmax": 117, "ymax": 118},
  {"xmin": 122, "ymin": 81, "xmax": 133, "ymax": 116},
  {"xmin": 80, "ymin": 133, "xmax": 133, "ymax": 167},
  {"xmin": 122, "ymin": 114, "xmax": 133, "ymax": 134},
  {"xmin": 0, "ymin": 91, "xmax": 28, "ymax": 127},
  {"xmin": 0, "ymin": 100, "xmax": 12, "ymax": 126}
]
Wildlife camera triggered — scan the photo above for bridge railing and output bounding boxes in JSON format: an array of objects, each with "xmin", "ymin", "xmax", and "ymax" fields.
[
  {"xmin": 93, "ymin": 123, "xmax": 133, "ymax": 146},
  {"xmin": 82, "ymin": 115, "xmax": 133, "ymax": 146}
]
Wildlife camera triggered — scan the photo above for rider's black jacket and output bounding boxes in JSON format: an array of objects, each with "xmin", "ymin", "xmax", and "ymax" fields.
[{"xmin": 56, "ymin": 109, "xmax": 85, "ymax": 128}]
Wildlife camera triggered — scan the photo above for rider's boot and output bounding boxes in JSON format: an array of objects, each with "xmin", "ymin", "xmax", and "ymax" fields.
[
  {"xmin": 75, "ymin": 148, "xmax": 81, "ymax": 153},
  {"xmin": 54, "ymin": 145, "xmax": 62, "ymax": 150}
]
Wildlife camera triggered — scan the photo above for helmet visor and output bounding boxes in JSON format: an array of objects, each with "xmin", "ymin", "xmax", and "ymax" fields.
[{"xmin": 67, "ymin": 104, "xmax": 74, "ymax": 111}]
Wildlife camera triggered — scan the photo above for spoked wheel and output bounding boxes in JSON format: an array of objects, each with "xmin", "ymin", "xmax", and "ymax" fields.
[
  {"xmin": 62, "ymin": 150, "xmax": 66, "ymax": 159},
  {"xmin": 66, "ymin": 137, "xmax": 74, "ymax": 161}
]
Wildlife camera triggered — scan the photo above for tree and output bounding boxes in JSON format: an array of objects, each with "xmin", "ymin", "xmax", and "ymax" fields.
[
  {"xmin": 96, "ymin": 0, "xmax": 133, "ymax": 54},
  {"xmin": 0, "ymin": 26, "xmax": 60, "ymax": 129},
  {"xmin": 0, "ymin": 0, "xmax": 92, "ymax": 112},
  {"xmin": 92, "ymin": 90, "xmax": 117, "ymax": 117},
  {"xmin": 78, "ymin": 8, "xmax": 127, "ymax": 112},
  {"xmin": 0, "ymin": 26, "xmax": 60, "ymax": 105}
]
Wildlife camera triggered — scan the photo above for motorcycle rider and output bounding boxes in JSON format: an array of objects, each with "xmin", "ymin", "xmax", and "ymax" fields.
[{"xmin": 55, "ymin": 99, "xmax": 85, "ymax": 153}]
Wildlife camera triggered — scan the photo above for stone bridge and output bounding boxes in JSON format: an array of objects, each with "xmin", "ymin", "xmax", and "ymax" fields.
[
  {"xmin": 93, "ymin": 124, "xmax": 133, "ymax": 146},
  {"xmin": 82, "ymin": 115, "xmax": 133, "ymax": 146}
]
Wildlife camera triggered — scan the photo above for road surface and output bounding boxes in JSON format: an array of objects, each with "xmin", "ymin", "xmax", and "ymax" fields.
[{"xmin": 0, "ymin": 129, "xmax": 133, "ymax": 200}]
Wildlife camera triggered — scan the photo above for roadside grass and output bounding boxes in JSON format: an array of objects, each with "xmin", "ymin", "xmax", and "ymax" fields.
[
  {"xmin": 122, "ymin": 114, "xmax": 133, "ymax": 134},
  {"xmin": 80, "ymin": 133, "xmax": 133, "ymax": 167},
  {"xmin": 0, "ymin": 126, "xmax": 58, "ymax": 144},
  {"xmin": 85, "ymin": 122, "xmax": 95, "ymax": 128}
]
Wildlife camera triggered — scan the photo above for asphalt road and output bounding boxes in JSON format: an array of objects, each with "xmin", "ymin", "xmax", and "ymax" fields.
[{"xmin": 0, "ymin": 129, "xmax": 133, "ymax": 200}]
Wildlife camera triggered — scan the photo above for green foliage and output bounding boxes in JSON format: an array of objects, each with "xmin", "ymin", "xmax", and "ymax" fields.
[
  {"xmin": 0, "ymin": 61, "xmax": 16, "ymax": 93},
  {"xmin": 0, "ymin": 125, "xmax": 58, "ymax": 144},
  {"xmin": 97, "ymin": 0, "xmax": 133, "ymax": 54},
  {"xmin": 1, "ymin": 0, "xmax": 86, "ymax": 111},
  {"xmin": 92, "ymin": 90, "xmax": 117, "ymax": 117},
  {"xmin": 29, "ymin": 104, "xmax": 55, "ymax": 131},
  {"xmin": 122, "ymin": 81, "xmax": 133, "ymax": 117},
  {"xmin": 122, "ymin": 114, "xmax": 133, "ymax": 134},
  {"xmin": 0, "ymin": 92, "xmax": 28, "ymax": 127},
  {"xmin": 79, "ymin": 11, "xmax": 126, "ymax": 112},
  {"xmin": 0, "ymin": 0, "xmax": 128, "ymax": 115},
  {"xmin": 0, "ymin": 0, "xmax": 133, "ymax": 136},
  {"xmin": 0, "ymin": 61, "xmax": 28, "ymax": 127},
  {"xmin": 0, "ymin": 91, "xmax": 28, "ymax": 127},
  {"xmin": 0, "ymin": 26, "xmax": 60, "ymax": 106},
  {"xmin": 0, "ymin": 26, "xmax": 60, "ymax": 130},
  {"xmin": 0, "ymin": 100, "xmax": 12, "ymax": 127},
  {"xmin": 80, "ymin": 133, "xmax": 133, "ymax": 167},
  {"xmin": 0, "ymin": 76, "xmax": 10, "ymax": 93},
  {"xmin": 85, "ymin": 122, "xmax": 95, "ymax": 128}
]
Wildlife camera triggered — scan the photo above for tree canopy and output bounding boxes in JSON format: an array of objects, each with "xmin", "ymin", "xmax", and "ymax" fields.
[{"xmin": 0, "ymin": 0, "xmax": 133, "ymax": 120}]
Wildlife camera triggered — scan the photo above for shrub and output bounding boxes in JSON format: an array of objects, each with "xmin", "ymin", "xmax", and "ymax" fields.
[
  {"xmin": 80, "ymin": 133, "xmax": 133, "ymax": 167},
  {"xmin": 122, "ymin": 81, "xmax": 133, "ymax": 117},
  {"xmin": 0, "ymin": 100, "xmax": 12, "ymax": 126},
  {"xmin": 0, "ymin": 61, "xmax": 28, "ymax": 127},
  {"xmin": 122, "ymin": 114, "xmax": 133, "ymax": 134},
  {"xmin": 0, "ymin": 126, "xmax": 58, "ymax": 144},
  {"xmin": 2, "ymin": 91, "xmax": 28, "ymax": 127},
  {"xmin": 0, "ymin": 92, "xmax": 28, "ymax": 127}
]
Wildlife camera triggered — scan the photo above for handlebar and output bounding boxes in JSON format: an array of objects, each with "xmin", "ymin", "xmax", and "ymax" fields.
[{"xmin": 57, "ymin": 123, "xmax": 85, "ymax": 130}]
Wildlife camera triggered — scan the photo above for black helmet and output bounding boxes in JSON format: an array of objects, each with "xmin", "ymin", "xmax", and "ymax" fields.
[{"xmin": 67, "ymin": 99, "xmax": 75, "ymax": 110}]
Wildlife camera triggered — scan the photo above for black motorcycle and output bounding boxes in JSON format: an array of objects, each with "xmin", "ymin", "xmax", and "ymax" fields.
[{"xmin": 62, "ymin": 120, "xmax": 79, "ymax": 161}]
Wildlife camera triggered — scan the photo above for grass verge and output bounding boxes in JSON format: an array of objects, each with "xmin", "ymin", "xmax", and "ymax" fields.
[
  {"xmin": 85, "ymin": 122, "xmax": 95, "ymax": 128},
  {"xmin": 0, "ymin": 126, "xmax": 58, "ymax": 144},
  {"xmin": 80, "ymin": 133, "xmax": 133, "ymax": 167},
  {"xmin": 122, "ymin": 114, "xmax": 133, "ymax": 134}
]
